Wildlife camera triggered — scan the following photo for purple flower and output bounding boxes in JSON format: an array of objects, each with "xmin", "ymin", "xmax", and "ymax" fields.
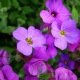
[
  {"xmin": 13, "ymin": 26, "xmax": 46, "ymax": 56},
  {"xmin": 0, "ymin": 49, "xmax": 9, "ymax": 67},
  {"xmin": 45, "ymin": 34, "xmax": 54, "ymax": 47},
  {"xmin": 0, "ymin": 70, "xmax": 5, "ymax": 80},
  {"xmin": 0, "ymin": 65, "xmax": 19, "ymax": 80},
  {"xmin": 58, "ymin": 54, "xmax": 75, "ymax": 70},
  {"xmin": 40, "ymin": 0, "xmax": 70, "ymax": 24},
  {"xmin": 55, "ymin": 67, "xmax": 77, "ymax": 80},
  {"xmin": 68, "ymin": 34, "xmax": 80, "ymax": 52},
  {"xmin": 24, "ymin": 75, "xmax": 38, "ymax": 80},
  {"xmin": 33, "ymin": 46, "xmax": 57, "ymax": 61},
  {"xmin": 51, "ymin": 19, "xmax": 79, "ymax": 50},
  {"xmin": 24, "ymin": 58, "xmax": 47, "ymax": 76}
]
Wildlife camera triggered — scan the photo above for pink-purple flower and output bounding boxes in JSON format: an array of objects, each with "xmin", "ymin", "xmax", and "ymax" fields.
[
  {"xmin": 0, "ymin": 65, "xmax": 19, "ymax": 80},
  {"xmin": 24, "ymin": 58, "xmax": 47, "ymax": 76},
  {"xmin": 0, "ymin": 49, "xmax": 9, "ymax": 67},
  {"xmin": 40, "ymin": 0, "xmax": 70, "ymax": 24},
  {"xmin": 33, "ymin": 46, "xmax": 57, "ymax": 61},
  {"xmin": 13, "ymin": 26, "xmax": 46, "ymax": 56},
  {"xmin": 51, "ymin": 19, "xmax": 79, "ymax": 50},
  {"xmin": 55, "ymin": 67, "xmax": 77, "ymax": 80}
]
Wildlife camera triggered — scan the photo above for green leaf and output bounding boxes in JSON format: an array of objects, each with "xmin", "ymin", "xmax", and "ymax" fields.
[
  {"xmin": 22, "ymin": 6, "xmax": 33, "ymax": 15},
  {"xmin": 11, "ymin": 0, "xmax": 20, "ymax": 9},
  {"xmin": 72, "ymin": 6, "xmax": 79, "ymax": 22}
]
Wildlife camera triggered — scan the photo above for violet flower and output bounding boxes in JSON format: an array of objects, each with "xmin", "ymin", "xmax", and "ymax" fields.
[
  {"xmin": 0, "ymin": 65, "xmax": 19, "ymax": 80},
  {"xmin": 40, "ymin": 0, "xmax": 70, "ymax": 24},
  {"xmin": 13, "ymin": 26, "xmax": 46, "ymax": 56},
  {"xmin": 0, "ymin": 49, "xmax": 9, "ymax": 67},
  {"xmin": 68, "ymin": 35, "xmax": 80, "ymax": 52},
  {"xmin": 58, "ymin": 54, "xmax": 75, "ymax": 70},
  {"xmin": 0, "ymin": 70, "xmax": 5, "ymax": 80},
  {"xmin": 51, "ymin": 19, "xmax": 79, "ymax": 50},
  {"xmin": 33, "ymin": 46, "xmax": 57, "ymax": 61},
  {"xmin": 55, "ymin": 67, "xmax": 77, "ymax": 80},
  {"xmin": 24, "ymin": 58, "xmax": 47, "ymax": 76},
  {"xmin": 24, "ymin": 75, "xmax": 38, "ymax": 80}
]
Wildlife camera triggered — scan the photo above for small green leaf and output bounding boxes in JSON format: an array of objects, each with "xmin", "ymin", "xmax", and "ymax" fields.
[{"xmin": 72, "ymin": 6, "xmax": 79, "ymax": 22}]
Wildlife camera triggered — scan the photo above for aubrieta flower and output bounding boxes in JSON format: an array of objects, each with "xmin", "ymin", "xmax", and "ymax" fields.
[
  {"xmin": 51, "ymin": 19, "xmax": 79, "ymax": 50},
  {"xmin": 24, "ymin": 75, "xmax": 38, "ymax": 80},
  {"xmin": 58, "ymin": 54, "xmax": 75, "ymax": 70},
  {"xmin": 68, "ymin": 33, "xmax": 80, "ymax": 52},
  {"xmin": 0, "ymin": 49, "xmax": 9, "ymax": 67},
  {"xmin": 13, "ymin": 26, "xmax": 46, "ymax": 56},
  {"xmin": 55, "ymin": 67, "xmax": 77, "ymax": 80},
  {"xmin": 24, "ymin": 58, "xmax": 47, "ymax": 76},
  {"xmin": 40, "ymin": 0, "xmax": 70, "ymax": 24},
  {"xmin": 0, "ymin": 65, "xmax": 19, "ymax": 80},
  {"xmin": 33, "ymin": 46, "xmax": 57, "ymax": 61}
]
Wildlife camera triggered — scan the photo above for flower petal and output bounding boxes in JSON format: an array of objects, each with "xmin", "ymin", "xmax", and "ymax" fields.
[
  {"xmin": 25, "ymin": 75, "xmax": 38, "ymax": 80},
  {"xmin": 51, "ymin": 22, "xmax": 60, "ymax": 38},
  {"xmin": 61, "ymin": 19, "xmax": 76, "ymax": 30},
  {"xmin": 13, "ymin": 27, "xmax": 28, "ymax": 41},
  {"xmin": 40, "ymin": 10, "xmax": 54, "ymax": 23},
  {"xmin": 33, "ymin": 47, "xmax": 49, "ymax": 61},
  {"xmin": 0, "ymin": 71, "xmax": 5, "ymax": 80},
  {"xmin": 28, "ymin": 60, "xmax": 47, "ymax": 76},
  {"xmin": 54, "ymin": 38, "xmax": 67, "ymax": 50},
  {"xmin": 17, "ymin": 41, "xmax": 32, "ymax": 56},
  {"xmin": 28, "ymin": 26, "xmax": 36, "ymax": 38}
]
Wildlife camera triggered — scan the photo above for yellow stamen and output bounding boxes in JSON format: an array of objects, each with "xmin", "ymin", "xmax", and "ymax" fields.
[
  {"xmin": 26, "ymin": 38, "xmax": 33, "ymax": 45},
  {"xmin": 60, "ymin": 30, "xmax": 65, "ymax": 36}
]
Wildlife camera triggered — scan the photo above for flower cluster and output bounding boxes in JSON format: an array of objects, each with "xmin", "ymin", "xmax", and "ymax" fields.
[
  {"xmin": 0, "ymin": 49, "xmax": 19, "ymax": 80},
  {"xmin": 12, "ymin": 0, "xmax": 80, "ymax": 80}
]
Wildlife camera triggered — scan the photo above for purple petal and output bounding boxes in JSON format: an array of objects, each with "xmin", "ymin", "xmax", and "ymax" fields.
[
  {"xmin": 13, "ymin": 27, "xmax": 28, "ymax": 41},
  {"xmin": 69, "ymin": 61, "xmax": 75, "ymax": 70},
  {"xmin": 28, "ymin": 59, "xmax": 47, "ymax": 76},
  {"xmin": 33, "ymin": 47, "xmax": 49, "ymax": 61},
  {"xmin": 17, "ymin": 41, "xmax": 32, "ymax": 56},
  {"xmin": 68, "ymin": 43, "xmax": 78, "ymax": 52},
  {"xmin": 27, "ymin": 26, "xmax": 46, "ymax": 47},
  {"xmin": 57, "ymin": 6, "xmax": 71, "ymax": 22},
  {"xmin": 46, "ymin": 0, "xmax": 63, "ymax": 11},
  {"xmin": 61, "ymin": 20, "xmax": 79, "ymax": 44},
  {"xmin": 54, "ymin": 37, "xmax": 67, "ymax": 50},
  {"xmin": 61, "ymin": 19, "xmax": 76, "ymax": 30},
  {"xmin": 60, "ymin": 54, "xmax": 69, "ymax": 61},
  {"xmin": 32, "ymin": 33, "xmax": 46, "ymax": 48},
  {"xmin": 28, "ymin": 26, "xmax": 36, "ymax": 38},
  {"xmin": 0, "ymin": 71, "xmax": 5, "ymax": 80},
  {"xmin": 55, "ymin": 67, "xmax": 77, "ymax": 80},
  {"xmin": 2, "ymin": 65, "xmax": 19, "ymax": 80},
  {"xmin": 25, "ymin": 75, "xmax": 38, "ymax": 80},
  {"xmin": 45, "ymin": 34, "xmax": 54, "ymax": 46},
  {"xmin": 51, "ymin": 22, "xmax": 60, "ymax": 38},
  {"xmin": 47, "ymin": 46, "xmax": 57, "ymax": 59},
  {"xmin": 40, "ymin": 10, "xmax": 54, "ymax": 23},
  {"xmin": 2, "ymin": 50, "xmax": 9, "ymax": 65}
]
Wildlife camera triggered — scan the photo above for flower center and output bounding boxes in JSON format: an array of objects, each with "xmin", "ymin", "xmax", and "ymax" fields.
[
  {"xmin": 60, "ymin": 30, "xmax": 65, "ymax": 36},
  {"xmin": 51, "ymin": 11, "xmax": 57, "ymax": 17},
  {"xmin": 26, "ymin": 38, "xmax": 33, "ymax": 45}
]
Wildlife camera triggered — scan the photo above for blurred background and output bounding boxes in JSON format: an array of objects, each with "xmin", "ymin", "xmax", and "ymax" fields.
[{"xmin": 0, "ymin": 0, "xmax": 80, "ymax": 79}]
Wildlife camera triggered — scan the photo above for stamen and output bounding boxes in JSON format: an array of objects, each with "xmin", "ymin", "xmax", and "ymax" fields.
[
  {"xmin": 60, "ymin": 30, "xmax": 65, "ymax": 36},
  {"xmin": 26, "ymin": 38, "xmax": 33, "ymax": 45}
]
